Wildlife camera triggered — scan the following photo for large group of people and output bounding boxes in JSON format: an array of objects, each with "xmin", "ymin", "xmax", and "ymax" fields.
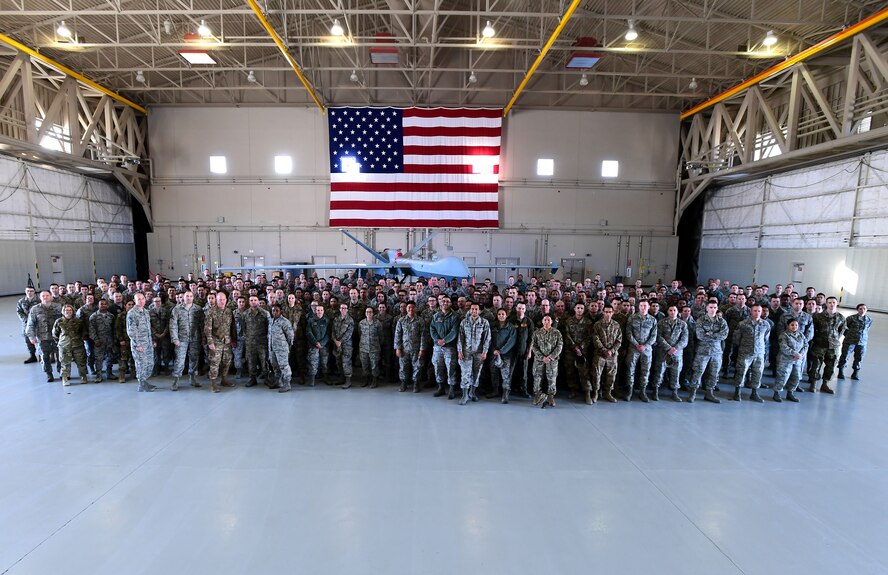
[{"xmin": 16, "ymin": 270, "xmax": 873, "ymax": 408}]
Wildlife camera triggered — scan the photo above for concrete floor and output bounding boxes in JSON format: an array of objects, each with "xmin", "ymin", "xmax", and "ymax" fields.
[{"xmin": 1, "ymin": 295, "xmax": 886, "ymax": 575}]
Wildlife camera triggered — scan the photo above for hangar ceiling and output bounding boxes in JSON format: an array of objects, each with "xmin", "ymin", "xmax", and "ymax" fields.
[{"xmin": 0, "ymin": 0, "xmax": 885, "ymax": 111}]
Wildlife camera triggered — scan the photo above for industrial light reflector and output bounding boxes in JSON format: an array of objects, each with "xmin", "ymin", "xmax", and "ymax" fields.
[{"xmin": 179, "ymin": 50, "xmax": 217, "ymax": 64}]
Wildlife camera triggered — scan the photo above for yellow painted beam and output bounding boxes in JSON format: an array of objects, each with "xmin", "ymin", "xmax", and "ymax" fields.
[
  {"xmin": 503, "ymin": 0, "xmax": 582, "ymax": 117},
  {"xmin": 680, "ymin": 6, "xmax": 888, "ymax": 121},
  {"xmin": 246, "ymin": 0, "xmax": 325, "ymax": 113},
  {"xmin": 0, "ymin": 33, "xmax": 147, "ymax": 115}
]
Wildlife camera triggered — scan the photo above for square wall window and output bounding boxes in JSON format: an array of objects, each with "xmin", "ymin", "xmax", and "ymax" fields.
[
  {"xmin": 537, "ymin": 158, "xmax": 554, "ymax": 176},
  {"xmin": 209, "ymin": 155, "xmax": 227, "ymax": 174},
  {"xmin": 602, "ymin": 160, "xmax": 619, "ymax": 178},
  {"xmin": 274, "ymin": 155, "xmax": 292, "ymax": 175}
]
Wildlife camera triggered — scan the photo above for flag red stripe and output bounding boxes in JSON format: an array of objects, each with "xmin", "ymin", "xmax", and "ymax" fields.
[
  {"xmin": 404, "ymin": 164, "xmax": 500, "ymax": 174},
  {"xmin": 330, "ymin": 218, "xmax": 499, "ymax": 228},
  {"xmin": 331, "ymin": 200, "xmax": 499, "ymax": 211},
  {"xmin": 402, "ymin": 126, "xmax": 502, "ymax": 137},
  {"xmin": 331, "ymin": 182, "xmax": 498, "ymax": 193},
  {"xmin": 402, "ymin": 108, "xmax": 502, "ymax": 119},
  {"xmin": 403, "ymin": 145, "xmax": 500, "ymax": 156}
]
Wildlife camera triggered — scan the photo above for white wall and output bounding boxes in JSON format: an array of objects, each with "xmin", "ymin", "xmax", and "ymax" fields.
[
  {"xmin": 146, "ymin": 106, "xmax": 679, "ymax": 283},
  {"xmin": 699, "ymin": 149, "xmax": 888, "ymax": 311},
  {"xmin": 0, "ymin": 155, "xmax": 135, "ymax": 295}
]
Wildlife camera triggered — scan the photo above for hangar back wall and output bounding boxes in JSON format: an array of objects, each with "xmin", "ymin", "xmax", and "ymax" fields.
[{"xmin": 146, "ymin": 107, "xmax": 679, "ymax": 282}]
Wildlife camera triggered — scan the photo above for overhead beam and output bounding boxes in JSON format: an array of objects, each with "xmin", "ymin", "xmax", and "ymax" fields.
[
  {"xmin": 245, "ymin": 0, "xmax": 325, "ymax": 113},
  {"xmin": 680, "ymin": 5, "xmax": 888, "ymax": 121},
  {"xmin": 503, "ymin": 0, "xmax": 581, "ymax": 116},
  {"xmin": 0, "ymin": 33, "xmax": 147, "ymax": 115}
]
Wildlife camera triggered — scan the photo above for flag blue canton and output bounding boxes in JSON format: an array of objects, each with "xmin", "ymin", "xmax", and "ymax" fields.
[{"xmin": 328, "ymin": 107, "xmax": 403, "ymax": 174}]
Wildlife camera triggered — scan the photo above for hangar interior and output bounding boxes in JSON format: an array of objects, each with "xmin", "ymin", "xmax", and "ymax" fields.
[{"xmin": 1, "ymin": 1, "xmax": 888, "ymax": 574}]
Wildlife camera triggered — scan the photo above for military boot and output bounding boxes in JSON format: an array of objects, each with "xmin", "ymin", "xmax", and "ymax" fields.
[
  {"xmin": 603, "ymin": 389, "xmax": 617, "ymax": 403},
  {"xmin": 137, "ymin": 382, "xmax": 154, "ymax": 392},
  {"xmin": 687, "ymin": 388, "xmax": 697, "ymax": 403},
  {"xmin": 851, "ymin": 370, "xmax": 860, "ymax": 380},
  {"xmin": 533, "ymin": 392, "xmax": 543, "ymax": 405},
  {"xmin": 171, "ymin": 377, "xmax": 179, "ymax": 391},
  {"xmin": 308, "ymin": 375, "xmax": 316, "ymax": 387},
  {"xmin": 447, "ymin": 384, "xmax": 455, "ymax": 399},
  {"xmin": 361, "ymin": 376, "xmax": 370, "ymax": 388},
  {"xmin": 370, "ymin": 377, "xmax": 379, "ymax": 389},
  {"xmin": 94, "ymin": 370, "xmax": 103, "ymax": 383},
  {"xmin": 192, "ymin": 374, "xmax": 204, "ymax": 388},
  {"xmin": 278, "ymin": 382, "xmax": 291, "ymax": 393},
  {"xmin": 412, "ymin": 380, "xmax": 421, "ymax": 393},
  {"xmin": 543, "ymin": 393, "xmax": 556, "ymax": 408},
  {"xmin": 220, "ymin": 375, "xmax": 232, "ymax": 387},
  {"xmin": 210, "ymin": 379, "xmax": 219, "ymax": 393},
  {"xmin": 247, "ymin": 376, "xmax": 258, "ymax": 388},
  {"xmin": 470, "ymin": 386, "xmax": 479, "ymax": 402},
  {"xmin": 459, "ymin": 387, "xmax": 469, "ymax": 405},
  {"xmin": 750, "ymin": 389, "xmax": 764, "ymax": 403},
  {"xmin": 638, "ymin": 389, "xmax": 650, "ymax": 403},
  {"xmin": 703, "ymin": 389, "xmax": 721, "ymax": 403},
  {"xmin": 772, "ymin": 390, "xmax": 783, "ymax": 402},
  {"xmin": 399, "ymin": 381, "xmax": 407, "ymax": 392},
  {"xmin": 501, "ymin": 388, "xmax": 510, "ymax": 404},
  {"xmin": 61, "ymin": 376, "xmax": 69, "ymax": 386},
  {"xmin": 342, "ymin": 377, "xmax": 353, "ymax": 390},
  {"xmin": 434, "ymin": 383, "xmax": 445, "ymax": 397},
  {"xmin": 118, "ymin": 370, "xmax": 126, "ymax": 383},
  {"xmin": 623, "ymin": 385, "xmax": 633, "ymax": 402},
  {"xmin": 106, "ymin": 366, "xmax": 113, "ymax": 380},
  {"xmin": 732, "ymin": 386, "xmax": 742, "ymax": 401},
  {"xmin": 80, "ymin": 375, "xmax": 88, "ymax": 385},
  {"xmin": 837, "ymin": 369, "xmax": 845, "ymax": 380},
  {"xmin": 651, "ymin": 387, "xmax": 659, "ymax": 401},
  {"xmin": 786, "ymin": 391, "xmax": 800, "ymax": 402},
  {"xmin": 806, "ymin": 382, "xmax": 816, "ymax": 393},
  {"xmin": 24, "ymin": 353, "xmax": 37, "ymax": 364},
  {"xmin": 671, "ymin": 390, "xmax": 682, "ymax": 402},
  {"xmin": 820, "ymin": 381, "xmax": 835, "ymax": 394},
  {"xmin": 583, "ymin": 390, "xmax": 593, "ymax": 405}
]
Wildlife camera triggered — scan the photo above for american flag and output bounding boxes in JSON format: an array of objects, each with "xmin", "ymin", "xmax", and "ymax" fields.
[{"xmin": 328, "ymin": 107, "xmax": 501, "ymax": 228}]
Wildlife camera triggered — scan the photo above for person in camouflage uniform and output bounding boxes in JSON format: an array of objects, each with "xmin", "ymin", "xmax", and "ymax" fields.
[
  {"xmin": 679, "ymin": 305, "xmax": 697, "ymax": 389},
  {"xmin": 511, "ymin": 303, "xmax": 535, "ymax": 399},
  {"xmin": 687, "ymin": 300, "xmax": 729, "ymax": 403},
  {"xmin": 395, "ymin": 302, "xmax": 427, "ymax": 393},
  {"xmin": 357, "ymin": 307, "xmax": 383, "ymax": 388},
  {"xmin": 772, "ymin": 318, "xmax": 807, "ymax": 402},
  {"xmin": 419, "ymin": 296, "xmax": 439, "ymax": 386},
  {"xmin": 115, "ymin": 300, "xmax": 135, "ymax": 383},
  {"xmin": 490, "ymin": 308, "xmax": 517, "ymax": 404},
  {"xmin": 243, "ymin": 295, "xmax": 271, "ymax": 387},
  {"xmin": 232, "ymin": 296, "xmax": 248, "ymax": 378},
  {"xmin": 268, "ymin": 303, "xmax": 295, "ymax": 392},
  {"xmin": 376, "ymin": 302, "xmax": 395, "ymax": 381},
  {"xmin": 591, "ymin": 305, "xmax": 621, "ymax": 403},
  {"xmin": 625, "ymin": 299, "xmax": 658, "ymax": 402},
  {"xmin": 430, "ymin": 296, "xmax": 460, "ymax": 399},
  {"xmin": 282, "ymin": 294, "xmax": 305, "ymax": 384},
  {"xmin": 456, "ymin": 303, "xmax": 491, "ymax": 405},
  {"xmin": 531, "ymin": 314, "xmax": 563, "ymax": 408},
  {"xmin": 561, "ymin": 303, "xmax": 593, "ymax": 401},
  {"xmin": 204, "ymin": 292, "xmax": 236, "ymax": 393},
  {"xmin": 838, "ymin": 303, "xmax": 872, "ymax": 380},
  {"xmin": 76, "ymin": 294, "xmax": 98, "ymax": 375},
  {"xmin": 126, "ymin": 293, "xmax": 156, "ymax": 392},
  {"xmin": 17, "ymin": 286, "xmax": 39, "ymax": 363},
  {"xmin": 731, "ymin": 303, "xmax": 771, "ymax": 402},
  {"xmin": 26, "ymin": 290, "xmax": 63, "ymax": 382},
  {"xmin": 651, "ymin": 304, "xmax": 688, "ymax": 402},
  {"xmin": 722, "ymin": 294, "xmax": 750, "ymax": 377},
  {"xmin": 808, "ymin": 296, "xmax": 846, "ymax": 394},
  {"xmin": 306, "ymin": 304, "xmax": 331, "ymax": 386},
  {"xmin": 148, "ymin": 295, "xmax": 171, "ymax": 376},
  {"xmin": 52, "ymin": 304, "xmax": 88, "ymax": 385},
  {"xmin": 332, "ymin": 303, "xmax": 355, "ymax": 388},
  {"xmin": 170, "ymin": 291, "xmax": 203, "ymax": 387},
  {"xmin": 89, "ymin": 299, "xmax": 116, "ymax": 382}
]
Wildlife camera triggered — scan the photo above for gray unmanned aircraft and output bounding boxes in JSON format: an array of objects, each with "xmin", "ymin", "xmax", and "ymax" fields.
[{"xmin": 218, "ymin": 229, "xmax": 558, "ymax": 280}]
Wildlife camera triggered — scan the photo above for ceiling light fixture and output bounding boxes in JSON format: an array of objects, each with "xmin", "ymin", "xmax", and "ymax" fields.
[
  {"xmin": 197, "ymin": 19, "xmax": 211, "ymax": 37},
  {"xmin": 350, "ymin": 69, "xmax": 359, "ymax": 82},
  {"xmin": 482, "ymin": 20, "xmax": 495, "ymax": 38},
  {"xmin": 247, "ymin": 70, "xmax": 256, "ymax": 83},
  {"xmin": 331, "ymin": 19, "xmax": 344, "ymax": 36},
  {"xmin": 688, "ymin": 77, "xmax": 698, "ymax": 91},
  {"xmin": 763, "ymin": 30, "xmax": 777, "ymax": 47},
  {"xmin": 56, "ymin": 21, "xmax": 72, "ymax": 38},
  {"xmin": 624, "ymin": 20, "xmax": 638, "ymax": 41},
  {"xmin": 579, "ymin": 73, "xmax": 589, "ymax": 86},
  {"xmin": 468, "ymin": 71, "xmax": 477, "ymax": 84},
  {"xmin": 163, "ymin": 20, "xmax": 172, "ymax": 35},
  {"xmin": 135, "ymin": 70, "xmax": 146, "ymax": 83},
  {"xmin": 179, "ymin": 50, "xmax": 217, "ymax": 64}
]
